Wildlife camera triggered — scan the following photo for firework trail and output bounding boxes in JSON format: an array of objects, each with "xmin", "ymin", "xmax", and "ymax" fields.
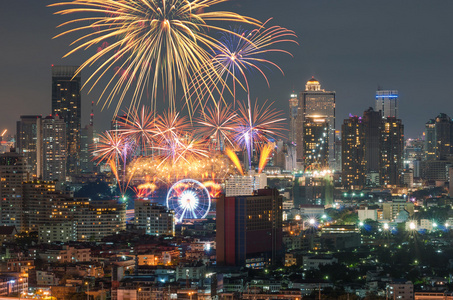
[
  {"xmin": 234, "ymin": 97, "xmax": 286, "ymax": 170},
  {"xmin": 258, "ymin": 143, "xmax": 274, "ymax": 174},
  {"xmin": 196, "ymin": 102, "xmax": 237, "ymax": 150},
  {"xmin": 224, "ymin": 147, "xmax": 244, "ymax": 175},
  {"xmin": 116, "ymin": 106, "xmax": 157, "ymax": 156},
  {"xmin": 50, "ymin": 0, "xmax": 260, "ymax": 115},
  {"xmin": 189, "ymin": 19, "xmax": 297, "ymax": 104}
]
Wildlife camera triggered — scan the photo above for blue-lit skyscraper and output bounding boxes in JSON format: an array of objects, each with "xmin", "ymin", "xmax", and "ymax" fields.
[{"xmin": 375, "ymin": 90, "xmax": 398, "ymax": 119}]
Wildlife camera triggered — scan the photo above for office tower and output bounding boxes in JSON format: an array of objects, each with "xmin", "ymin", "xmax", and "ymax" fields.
[
  {"xmin": 375, "ymin": 89, "xmax": 398, "ymax": 118},
  {"xmin": 405, "ymin": 138, "xmax": 424, "ymax": 178},
  {"xmin": 380, "ymin": 117, "xmax": 404, "ymax": 186},
  {"xmin": 297, "ymin": 77, "xmax": 335, "ymax": 169},
  {"xmin": 288, "ymin": 93, "xmax": 298, "ymax": 144},
  {"xmin": 425, "ymin": 119, "xmax": 436, "ymax": 160},
  {"xmin": 303, "ymin": 116, "xmax": 329, "ymax": 171},
  {"xmin": 80, "ymin": 101, "xmax": 96, "ymax": 173},
  {"xmin": 217, "ymin": 188, "xmax": 282, "ymax": 267},
  {"xmin": 341, "ymin": 116, "xmax": 366, "ymax": 189},
  {"xmin": 334, "ymin": 130, "xmax": 342, "ymax": 171},
  {"xmin": 424, "ymin": 113, "xmax": 453, "ymax": 161},
  {"xmin": 134, "ymin": 200, "xmax": 175, "ymax": 236},
  {"xmin": 363, "ymin": 107, "xmax": 382, "ymax": 173},
  {"xmin": 0, "ymin": 150, "xmax": 28, "ymax": 232},
  {"xmin": 16, "ymin": 115, "xmax": 42, "ymax": 177},
  {"xmin": 51, "ymin": 65, "xmax": 81, "ymax": 177},
  {"xmin": 80, "ymin": 124, "xmax": 95, "ymax": 173},
  {"xmin": 40, "ymin": 115, "xmax": 67, "ymax": 185}
]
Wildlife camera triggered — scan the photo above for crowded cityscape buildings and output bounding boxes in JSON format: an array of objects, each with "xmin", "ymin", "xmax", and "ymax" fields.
[{"xmin": 2, "ymin": 1, "xmax": 453, "ymax": 299}]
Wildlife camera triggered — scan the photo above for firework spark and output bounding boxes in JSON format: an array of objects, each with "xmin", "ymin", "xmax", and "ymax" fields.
[
  {"xmin": 190, "ymin": 19, "xmax": 297, "ymax": 104},
  {"xmin": 116, "ymin": 106, "xmax": 157, "ymax": 156},
  {"xmin": 224, "ymin": 147, "xmax": 244, "ymax": 176},
  {"xmin": 196, "ymin": 102, "xmax": 237, "ymax": 150},
  {"xmin": 50, "ymin": 0, "xmax": 260, "ymax": 115},
  {"xmin": 235, "ymin": 97, "xmax": 286, "ymax": 170},
  {"xmin": 258, "ymin": 143, "xmax": 274, "ymax": 174}
]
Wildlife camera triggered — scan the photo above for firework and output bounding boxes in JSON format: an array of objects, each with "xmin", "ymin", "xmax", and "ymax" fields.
[
  {"xmin": 234, "ymin": 97, "xmax": 286, "ymax": 170},
  {"xmin": 93, "ymin": 130, "xmax": 129, "ymax": 163},
  {"xmin": 116, "ymin": 106, "xmax": 157, "ymax": 156},
  {"xmin": 129, "ymin": 152, "xmax": 237, "ymax": 185},
  {"xmin": 189, "ymin": 19, "xmax": 297, "ymax": 104},
  {"xmin": 196, "ymin": 102, "xmax": 237, "ymax": 150},
  {"xmin": 258, "ymin": 143, "xmax": 274, "ymax": 174},
  {"xmin": 50, "ymin": 0, "xmax": 260, "ymax": 115},
  {"xmin": 224, "ymin": 147, "xmax": 244, "ymax": 176}
]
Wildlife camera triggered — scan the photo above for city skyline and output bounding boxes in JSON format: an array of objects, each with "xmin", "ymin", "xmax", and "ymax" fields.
[{"xmin": 1, "ymin": 1, "xmax": 453, "ymax": 138}]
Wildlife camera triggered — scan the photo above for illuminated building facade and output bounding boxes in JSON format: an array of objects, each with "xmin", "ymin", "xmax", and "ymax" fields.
[
  {"xmin": 297, "ymin": 77, "xmax": 335, "ymax": 169},
  {"xmin": 135, "ymin": 200, "xmax": 175, "ymax": 236},
  {"xmin": 380, "ymin": 117, "xmax": 404, "ymax": 186},
  {"xmin": 40, "ymin": 115, "xmax": 67, "ymax": 185},
  {"xmin": 303, "ymin": 116, "xmax": 329, "ymax": 171},
  {"xmin": 375, "ymin": 89, "xmax": 398, "ymax": 118},
  {"xmin": 0, "ymin": 150, "xmax": 27, "ymax": 232},
  {"xmin": 341, "ymin": 116, "xmax": 366, "ymax": 189},
  {"xmin": 216, "ymin": 188, "xmax": 282, "ymax": 267},
  {"xmin": 288, "ymin": 93, "xmax": 298, "ymax": 144},
  {"xmin": 16, "ymin": 115, "xmax": 42, "ymax": 177},
  {"xmin": 51, "ymin": 65, "xmax": 81, "ymax": 177},
  {"xmin": 424, "ymin": 113, "xmax": 453, "ymax": 161}
]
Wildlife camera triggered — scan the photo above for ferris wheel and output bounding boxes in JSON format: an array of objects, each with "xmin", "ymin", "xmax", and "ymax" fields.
[{"xmin": 166, "ymin": 179, "xmax": 211, "ymax": 222}]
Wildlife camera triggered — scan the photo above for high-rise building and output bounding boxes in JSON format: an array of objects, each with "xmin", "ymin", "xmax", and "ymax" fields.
[
  {"xmin": 74, "ymin": 200, "xmax": 127, "ymax": 241},
  {"xmin": 375, "ymin": 90, "xmax": 398, "ymax": 118},
  {"xmin": 341, "ymin": 116, "xmax": 366, "ymax": 189},
  {"xmin": 51, "ymin": 65, "xmax": 81, "ymax": 177},
  {"xmin": 303, "ymin": 116, "xmax": 329, "ymax": 171},
  {"xmin": 334, "ymin": 130, "xmax": 342, "ymax": 172},
  {"xmin": 380, "ymin": 117, "xmax": 404, "ymax": 186},
  {"xmin": 134, "ymin": 201, "xmax": 175, "ymax": 236},
  {"xmin": 216, "ymin": 188, "xmax": 282, "ymax": 267},
  {"xmin": 425, "ymin": 119, "xmax": 436, "ymax": 161},
  {"xmin": 80, "ymin": 124, "xmax": 95, "ymax": 173},
  {"xmin": 424, "ymin": 113, "xmax": 453, "ymax": 161},
  {"xmin": 297, "ymin": 77, "xmax": 335, "ymax": 169},
  {"xmin": 0, "ymin": 150, "xmax": 28, "ymax": 232},
  {"xmin": 16, "ymin": 116, "xmax": 42, "ymax": 177},
  {"xmin": 289, "ymin": 93, "xmax": 298, "ymax": 144},
  {"xmin": 363, "ymin": 108, "xmax": 382, "ymax": 174},
  {"xmin": 40, "ymin": 115, "xmax": 67, "ymax": 185}
]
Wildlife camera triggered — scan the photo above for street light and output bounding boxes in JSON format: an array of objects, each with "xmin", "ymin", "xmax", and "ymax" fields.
[{"xmin": 85, "ymin": 282, "xmax": 89, "ymax": 300}]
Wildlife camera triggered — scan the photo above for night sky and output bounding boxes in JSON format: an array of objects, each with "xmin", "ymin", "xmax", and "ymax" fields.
[{"xmin": 2, "ymin": 0, "xmax": 453, "ymax": 138}]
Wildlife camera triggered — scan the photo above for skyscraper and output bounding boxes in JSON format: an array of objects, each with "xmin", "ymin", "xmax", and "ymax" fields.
[
  {"xmin": 424, "ymin": 113, "xmax": 453, "ymax": 161},
  {"xmin": 0, "ymin": 150, "xmax": 28, "ymax": 232},
  {"xmin": 341, "ymin": 116, "xmax": 366, "ymax": 189},
  {"xmin": 216, "ymin": 188, "xmax": 282, "ymax": 267},
  {"xmin": 51, "ymin": 65, "xmax": 81, "ymax": 177},
  {"xmin": 375, "ymin": 90, "xmax": 398, "ymax": 119},
  {"xmin": 380, "ymin": 117, "xmax": 404, "ymax": 186},
  {"xmin": 297, "ymin": 77, "xmax": 335, "ymax": 169},
  {"xmin": 40, "ymin": 115, "xmax": 67, "ymax": 185},
  {"xmin": 303, "ymin": 116, "xmax": 329, "ymax": 171},
  {"xmin": 363, "ymin": 107, "xmax": 382, "ymax": 173},
  {"xmin": 288, "ymin": 93, "xmax": 298, "ymax": 144},
  {"xmin": 16, "ymin": 115, "xmax": 42, "ymax": 177}
]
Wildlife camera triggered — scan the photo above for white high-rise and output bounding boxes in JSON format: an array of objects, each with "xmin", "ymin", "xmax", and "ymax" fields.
[
  {"xmin": 375, "ymin": 90, "xmax": 398, "ymax": 118},
  {"xmin": 296, "ymin": 77, "xmax": 335, "ymax": 170}
]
